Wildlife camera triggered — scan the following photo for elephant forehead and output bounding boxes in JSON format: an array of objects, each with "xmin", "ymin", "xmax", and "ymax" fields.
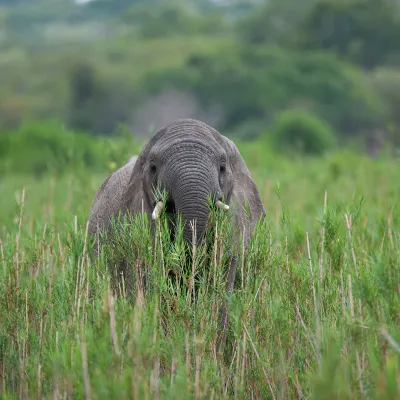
[
  {"xmin": 153, "ymin": 135, "xmax": 224, "ymax": 159},
  {"xmin": 162, "ymin": 118, "xmax": 218, "ymax": 137}
]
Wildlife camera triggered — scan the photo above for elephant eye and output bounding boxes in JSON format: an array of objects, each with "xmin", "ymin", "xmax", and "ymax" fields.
[
  {"xmin": 220, "ymin": 164, "xmax": 226, "ymax": 173},
  {"xmin": 150, "ymin": 164, "xmax": 157, "ymax": 174}
]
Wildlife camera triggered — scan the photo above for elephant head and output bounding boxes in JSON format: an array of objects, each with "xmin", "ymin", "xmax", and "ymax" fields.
[{"xmin": 88, "ymin": 118, "xmax": 265, "ymax": 250}]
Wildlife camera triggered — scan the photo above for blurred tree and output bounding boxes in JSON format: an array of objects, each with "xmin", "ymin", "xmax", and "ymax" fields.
[
  {"xmin": 0, "ymin": 0, "xmax": 28, "ymax": 4},
  {"xmin": 67, "ymin": 64, "xmax": 96, "ymax": 133},
  {"xmin": 195, "ymin": 0, "xmax": 260, "ymax": 16},
  {"xmin": 237, "ymin": 0, "xmax": 316, "ymax": 46},
  {"xmin": 67, "ymin": 63, "xmax": 101, "ymax": 132},
  {"xmin": 0, "ymin": 95, "xmax": 29, "ymax": 129},
  {"xmin": 66, "ymin": 62, "xmax": 137, "ymax": 135},
  {"xmin": 369, "ymin": 68, "xmax": 400, "ymax": 146},
  {"xmin": 297, "ymin": 0, "xmax": 400, "ymax": 69},
  {"xmin": 122, "ymin": 2, "xmax": 226, "ymax": 38},
  {"xmin": 86, "ymin": 0, "xmax": 159, "ymax": 17},
  {"xmin": 144, "ymin": 45, "xmax": 384, "ymax": 138}
]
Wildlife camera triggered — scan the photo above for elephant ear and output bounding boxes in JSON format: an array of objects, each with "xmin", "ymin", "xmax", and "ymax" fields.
[
  {"xmin": 87, "ymin": 156, "xmax": 151, "ymax": 236},
  {"xmin": 221, "ymin": 136, "xmax": 266, "ymax": 246},
  {"xmin": 124, "ymin": 153, "xmax": 153, "ymax": 220},
  {"xmin": 88, "ymin": 124, "xmax": 170, "ymax": 237}
]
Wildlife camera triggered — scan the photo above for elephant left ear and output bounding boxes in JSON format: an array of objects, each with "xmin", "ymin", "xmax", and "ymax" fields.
[{"xmin": 220, "ymin": 135, "xmax": 266, "ymax": 244}]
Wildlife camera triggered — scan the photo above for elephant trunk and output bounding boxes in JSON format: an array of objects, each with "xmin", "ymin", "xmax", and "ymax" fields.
[{"xmin": 172, "ymin": 173, "xmax": 213, "ymax": 246}]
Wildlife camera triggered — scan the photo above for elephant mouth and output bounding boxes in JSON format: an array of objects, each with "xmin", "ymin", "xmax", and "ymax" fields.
[
  {"xmin": 164, "ymin": 199, "xmax": 176, "ymax": 215},
  {"xmin": 151, "ymin": 197, "xmax": 229, "ymax": 244},
  {"xmin": 152, "ymin": 198, "xmax": 178, "ymax": 241}
]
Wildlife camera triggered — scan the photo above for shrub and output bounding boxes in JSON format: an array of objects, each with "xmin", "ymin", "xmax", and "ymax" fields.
[
  {"xmin": 0, "ymin": 120, "xmax": 139, "ymax": 176},
  {"xmin": 369, "ymin": 67, "xmax": 400, "ymax": 147},
  {"xmin": 270, "ymin": 109, "xmax": 336, "ymax": 155}
]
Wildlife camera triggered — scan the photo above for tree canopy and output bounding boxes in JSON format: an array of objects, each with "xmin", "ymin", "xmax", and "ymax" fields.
[{"xmin": 0, "ymin": 0, "xmax": 400, "ymax": 150}]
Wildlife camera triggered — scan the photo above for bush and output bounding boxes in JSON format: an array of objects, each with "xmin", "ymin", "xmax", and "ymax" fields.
[
  {"xmin": 0, "ymin": 120, "xmax": 140, "ymax": 176},
  {"xmin": 369, "ymin": 67, "xmax": 400, "ymax": 146},
  {"xmin": 270, "ymin": 109, "xmax": 336, "ymax": 155}
]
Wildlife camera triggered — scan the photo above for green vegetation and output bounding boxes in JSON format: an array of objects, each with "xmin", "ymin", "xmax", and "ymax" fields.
[
  {"xmin": 0, "ymin": 1, "xmax": 400, "ymax": 397},
  {"xmin": 0, "ymin": 121, "xmax": 139, "ymax": 176},
  {"xmin": 0, "ymin": 0, "xmax": 400, "ymax": 151},
  {"xmin": 1, "ymin": 128, "xmax": 399, "ymax": 398},
  {"xmin": 270, "ymin": 109, "xmax": 336, "ymax": 155}
]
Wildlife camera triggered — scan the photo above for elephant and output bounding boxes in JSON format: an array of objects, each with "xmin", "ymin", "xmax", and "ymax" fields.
[
  {"xmin": 88, "ymin": 118, "xmax": 264, "ymax": 244},
  {"xmin": 87, "ymin": 118, "xmax": 265, "ymax": 341}
]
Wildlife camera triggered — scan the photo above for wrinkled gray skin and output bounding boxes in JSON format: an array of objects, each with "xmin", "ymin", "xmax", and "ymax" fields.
[{"xmin": 88, "ymin": 118, "xmax": 265, "ymax": 247}]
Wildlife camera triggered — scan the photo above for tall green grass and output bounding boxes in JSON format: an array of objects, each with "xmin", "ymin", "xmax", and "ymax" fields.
[{"xmin": 0, "ymin": 150, "xmax": 399, "ymax": 399}]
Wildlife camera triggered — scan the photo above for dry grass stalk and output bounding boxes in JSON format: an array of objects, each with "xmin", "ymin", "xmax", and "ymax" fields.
[
  {"xmin": 306, "ymin": 232, "xmax": 321, "ymax": 374},
  {"xmin": 108, "ymin": 283, "xmax": 120, "ymax": 357},
  {"xmin": 15, "ymin": 188, "xmax": 25, "ymax": 287},
  {"xmin": 80, "ymin": 337, "xmax": 91, "ymax": 400},
  {"xmin": 318, "ymin": 190, "xmax": 327, "ymax": 281},
  {"xmin": 194, "ymin": 318, "xmax": 204, "ymax": 399},
  {"xmin": 37, "ymin": 364, "xmax": 42, "ymax": 400},
  {"xmin": 380, "ymin": 328, "xmax": 400, "ymax": 354},
  {"xmin": 243, "ymin": 323, "xmax": 275, "ymax": 399},
  {"xmin": 0, "ymin": 239, "xmax": 5, "ymax": 274},
  {"xmin": 185, "ymin": 321, "xmax": 191, "ymax": 392},
  {"xmin": 345, "ymin": 214, "xmax": 359, "ymax": 277}
]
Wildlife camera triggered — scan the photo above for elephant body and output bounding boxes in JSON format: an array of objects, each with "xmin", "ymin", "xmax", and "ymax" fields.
[
  {"xmin": 87, "ymin": 119, "xmax": 265, "ymax": 347},
  {"xmin": 88, "ymin": 119, "xmax": 265, "ymax": 251}
]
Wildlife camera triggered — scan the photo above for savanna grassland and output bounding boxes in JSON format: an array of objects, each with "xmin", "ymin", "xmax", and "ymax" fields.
[
  {"xmin": 0, "ymin": 0, "xmax": 400, "ymax": 398},
  {"xmin": 0, "ymin": 135, "xmax": 399, "ymax": 399}
]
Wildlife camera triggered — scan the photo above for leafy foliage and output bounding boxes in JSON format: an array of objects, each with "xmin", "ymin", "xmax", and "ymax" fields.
[
  {"xmin": 144, "ymin": 46, "xmax": 385, "ymax": 136},
  {"xmin": 270, "ymin": 109, "xmax": 336, "ymax": 155},
  {"xmin": 0, "ymin": 0, "xmax": 400, "ymax": 150},
  {"xmin": 0, "ymin": 120, "xmax": 140, "ymax": 176},
  {"xmin": 236, "ymin": 0, "xmax": 316, "ymax": 46},
  {"xmin": 369, "ymin": 68, "xmax": 400, "ymax": 147},
  {"xmin": 66, "ymin": 62, "xmax": 137, "ymax": 135},
  {"xmin": 123, "ymin": 3, "xmax": 226, "ymax": 38},
  {"xmin": 297, "ymin": 0, "xmax": 400, "ymax": 69}
]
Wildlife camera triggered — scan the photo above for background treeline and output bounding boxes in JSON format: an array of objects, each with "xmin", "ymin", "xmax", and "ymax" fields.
[{"xmin": 1, "ymin": 0, "xmax": 400, "ymax": 158}]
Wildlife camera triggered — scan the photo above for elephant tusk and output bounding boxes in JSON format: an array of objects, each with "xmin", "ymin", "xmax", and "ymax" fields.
[
  {"xmin": 152, "ymin": 201, "xmax": 164, "ymax": 220},
  {"xmin": 216, "ymin": 200, "xmax": 229, "ymax": 211}
]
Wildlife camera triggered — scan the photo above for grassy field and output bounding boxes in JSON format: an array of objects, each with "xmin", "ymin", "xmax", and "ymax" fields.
[{"xmin": 0, "ymin": 145, "xmax": 399, "ymax": 399}]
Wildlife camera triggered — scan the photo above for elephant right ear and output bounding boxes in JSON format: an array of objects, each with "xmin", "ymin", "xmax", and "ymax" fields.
[
  {"xmin": 87, "ymin": 155, "xmax": 151, "ymax": 235},
  {"xmin": 220, "ymin": 135, "xmax": 266, "ymax": 246},
  {"xmin": 124, "ymin": 154, "xmax": 153, "ymax": 220}
]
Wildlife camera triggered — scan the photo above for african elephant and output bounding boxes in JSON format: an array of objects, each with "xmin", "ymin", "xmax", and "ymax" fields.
[
  {"xmin": 88, "ymin": 118, "xmax": 264, "ymax": 245},
  {"xmin": 87, "ymin": 118, "xmax": 265, "ymax": 329},
  {"xmin": 88, "ymin": 119, "xmax": 265, "ymax": 346}
]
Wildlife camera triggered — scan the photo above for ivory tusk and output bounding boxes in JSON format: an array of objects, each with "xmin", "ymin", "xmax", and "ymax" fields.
[
  {"xmin": 216, "ymin": 200, "xmax": 229, "ymax": 211},
  {"xmin": 152, "ymin": 201, "xmax": 164, "ymax": 220}
]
